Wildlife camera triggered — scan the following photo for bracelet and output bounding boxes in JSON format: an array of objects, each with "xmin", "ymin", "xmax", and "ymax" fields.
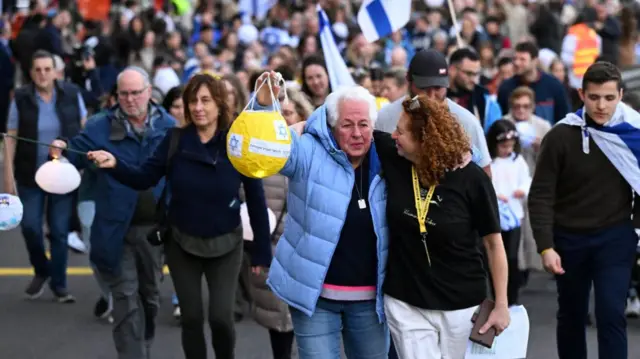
[{"xmin": 540, "ymin": 248, "xmax": 552, "ymax": 256}]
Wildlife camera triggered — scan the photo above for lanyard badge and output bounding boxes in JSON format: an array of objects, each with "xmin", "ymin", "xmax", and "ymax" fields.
[{"xmin": 412, "ymin": 166, "xmax": 436, "ymax": 266}]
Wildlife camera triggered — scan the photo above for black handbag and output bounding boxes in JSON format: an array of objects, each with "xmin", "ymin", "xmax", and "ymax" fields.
[{"xmin": 147, "ymin": 128, "xmax": 182, "ymax": 246}]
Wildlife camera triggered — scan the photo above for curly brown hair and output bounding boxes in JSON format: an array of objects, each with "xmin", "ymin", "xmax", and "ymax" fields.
[{"xmin": 401, "ymin": 95, "xmax": 471, "ymax": 187}]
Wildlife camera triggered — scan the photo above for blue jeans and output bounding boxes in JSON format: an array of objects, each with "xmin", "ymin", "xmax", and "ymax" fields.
[
  {"xmin": 18, "ymin": 185, "xmax": 73, "ymax": 291},
  {"xmin": 555, "ymin": 221, "xmax": 637, "ymax": 359},
  {"xmin": 290, "ymin": 298, "xmax": 388, "ymax": 359}
]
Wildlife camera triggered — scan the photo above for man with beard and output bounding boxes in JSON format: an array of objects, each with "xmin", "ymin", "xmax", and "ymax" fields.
[
  {"xmin": 447, "ymin": 48, "xmax": 502, "ymax": 132},
  {"xmin": 497, "ymin": 41, "xmax": 570, "ymax": 124},
  {"xmin": 375, "ymin": 49, "xmax": 492, "ymax": 175}
]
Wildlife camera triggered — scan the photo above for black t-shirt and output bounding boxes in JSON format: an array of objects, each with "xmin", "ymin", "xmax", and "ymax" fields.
[{"xmin": 374, "ymin": 131, "xmax": 501, "ymax": 311}]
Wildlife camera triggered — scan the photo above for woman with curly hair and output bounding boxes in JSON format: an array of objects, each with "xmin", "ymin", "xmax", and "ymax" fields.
[{"xmin": 373, "ymin": 95, "xmax": 511, "ymax": 359}]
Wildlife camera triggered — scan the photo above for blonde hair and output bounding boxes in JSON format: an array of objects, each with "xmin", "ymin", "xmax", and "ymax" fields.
[{"xmin": 283, "ymin": 87, "xmax": 314, "ymax": 121}]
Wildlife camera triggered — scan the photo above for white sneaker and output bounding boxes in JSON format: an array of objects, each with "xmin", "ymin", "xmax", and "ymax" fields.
[
  {"xmin": 625, "ymin": 297, "xmax": 640, "ymax": 318},
  {"xmin": 67, "ymin": 232, "xmax": 87, "ymax": 253},
  {"xmin": 173, "ymin": 306, "xmax": 181, "ymax": 319}
]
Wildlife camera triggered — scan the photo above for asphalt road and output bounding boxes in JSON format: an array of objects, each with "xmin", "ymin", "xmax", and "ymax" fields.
[{"xmin": 0, "ymin": 225, "xmax": 639, "ymax": 359}]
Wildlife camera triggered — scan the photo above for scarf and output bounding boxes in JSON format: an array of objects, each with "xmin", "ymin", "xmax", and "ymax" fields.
[{"xmin": 557, "ymin": 102, "xmax": 640, "ymax": 193}]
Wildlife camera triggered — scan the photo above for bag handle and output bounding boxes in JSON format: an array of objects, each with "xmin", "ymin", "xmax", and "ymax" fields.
[
  {"xmin": 155, "ymin": 128, "xmax": 183, "ymax": 223},
  {"xmin": 243, "ymin": 72, "xmax": 288, "ymax": 113},
  {"xmin": 270, "ymin": 199, "xmax": 287, "ymax": 242}
]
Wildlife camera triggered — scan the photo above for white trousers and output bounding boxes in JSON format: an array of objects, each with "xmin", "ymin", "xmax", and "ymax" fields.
[{"xmin": 384, "ymin": 295, "xmax": 478, "ymax": 359}]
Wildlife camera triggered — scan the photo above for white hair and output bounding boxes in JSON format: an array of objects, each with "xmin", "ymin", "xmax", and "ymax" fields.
[
  {"xmin": 116, "ymin": 66, "xmax": 151, "ymax": 87},
  {"xmin": 53, "ymin": 55, "xmax": 65, "ymax": 72},
  {"xmin": 325, "ymin": 86, "xmax": 378, "ymax": 128}
]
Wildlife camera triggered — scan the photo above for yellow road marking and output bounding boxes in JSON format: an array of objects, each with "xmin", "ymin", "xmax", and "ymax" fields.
[{"xmin": 0, "ymin": 266, "xmax": 170, "ymax": 276}]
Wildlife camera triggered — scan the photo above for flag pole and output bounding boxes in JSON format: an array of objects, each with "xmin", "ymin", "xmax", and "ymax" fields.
[{"xmin": 446, "ymin": 0, "xmax": 464, "ymax": 48}]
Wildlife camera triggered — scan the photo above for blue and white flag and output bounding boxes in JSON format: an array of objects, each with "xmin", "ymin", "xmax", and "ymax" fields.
[
  {"xmin": 357, "ymin": 0, "xmax": 412, "ymax": 43},
  {"xmin": 238, "ymin": 0, "xmax": 276, "ymax": 23},
  {"xmin": 498, "ymin": 201, "xmax": 520, "ymax": 232},
  {"xmin": 318, "ymin": 5, "xmax": 355, "ymax": 91},
  {"xmin": 558, "ymin": 102, "xmax": 640, "ymax": 193}
]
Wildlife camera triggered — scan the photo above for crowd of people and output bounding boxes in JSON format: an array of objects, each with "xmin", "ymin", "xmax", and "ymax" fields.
[{"xmin": 2, "ymin": 0, "xmax": 640, "ymax": 359}]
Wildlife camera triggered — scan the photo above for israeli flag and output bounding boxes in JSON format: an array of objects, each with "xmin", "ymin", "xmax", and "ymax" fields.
[
  {"xmin": 238, "ymin": 0, "xmax": 276, "ymax": 23},
  {"xmin": 318, "ymin": 5, "xmax": 355, "ymax": 91},
  {"xmin": 357, "ymin": 0, "xmax": 412, "ymax": 43},
  {"xmin": 498, "ymin": 201, "xmax": 520, "ymax": 232},
  {"xmin": 558, "ymin": 102, "xmax": 640, "ymax": 193}
]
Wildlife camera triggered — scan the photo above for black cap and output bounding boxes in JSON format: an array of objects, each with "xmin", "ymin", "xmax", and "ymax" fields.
[{"xmin": 408, "ymin": 49, "xmax": 449, "ymax": 89}]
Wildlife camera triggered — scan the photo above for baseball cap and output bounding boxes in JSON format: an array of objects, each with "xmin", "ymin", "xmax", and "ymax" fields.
[{"xmin": 408, "ymin": 49, "xmax": 449, "ymax": 89}]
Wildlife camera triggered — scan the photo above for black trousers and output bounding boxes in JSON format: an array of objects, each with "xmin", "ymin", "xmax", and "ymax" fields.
[
  {"xmin": 268, "ymin": 329, "xmax": 294, "ymax": 359},
  {"xmin": 165, "ymin": 237, "xmax": 243, "ymax": 359},
  {"xmin": 502, "ymin": 227, "xmax": 522, "ymax": 305}
]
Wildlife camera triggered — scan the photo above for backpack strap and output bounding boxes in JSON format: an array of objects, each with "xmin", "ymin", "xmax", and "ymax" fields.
[
  {"xmin": 155, "ymin": 127, "xmax": 182, "ymax": 222},
  {"xmin": 166, "ymin": 127, "xmax": 182, "ymax": 169}
]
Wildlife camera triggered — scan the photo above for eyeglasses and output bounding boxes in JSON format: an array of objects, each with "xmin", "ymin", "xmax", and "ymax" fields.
[
  {"xmin": 512, "ymin": 103, "xmax": 532, "ymax": 110},
  {"xmin": 117, "ymin": 88, "xmax": 147, "ymax": 98},
  {"xmin": 409, "ymin": 95, "xmax": 420, "ymax": 110}
]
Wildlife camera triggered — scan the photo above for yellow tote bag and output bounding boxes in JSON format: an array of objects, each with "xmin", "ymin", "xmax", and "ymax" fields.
[{"xmin": 227, "ymin": 74, "xmax": 292, "ymax": 178}]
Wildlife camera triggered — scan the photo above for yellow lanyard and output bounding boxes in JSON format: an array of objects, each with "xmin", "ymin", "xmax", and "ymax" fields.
[{"xmin": 412, "ymin": 166, "xmax": 436, "ymax": 234}]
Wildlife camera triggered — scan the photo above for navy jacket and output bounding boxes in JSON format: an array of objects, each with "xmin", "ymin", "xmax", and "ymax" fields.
[
  {"xmin": 109, "ymin": 124, "xmax": 273, "ymax": 267},
  {"xmin": 66, "ymin": 104, "xmax": 176, "ymax": 274},
  {"xmin": 497, "ymin": 72, "xmax": 571, "ymax": 125}
]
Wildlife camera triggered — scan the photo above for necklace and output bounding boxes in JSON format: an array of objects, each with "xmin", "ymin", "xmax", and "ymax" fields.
[{"xmin": 354, "ymin": 165, "xmax": 366, "ymax": 209}]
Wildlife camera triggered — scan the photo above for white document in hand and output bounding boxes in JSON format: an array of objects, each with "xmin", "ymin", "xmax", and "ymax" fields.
[{"xmin": 465, "ymin": 305, "xmax": 530, "ymax": 359}]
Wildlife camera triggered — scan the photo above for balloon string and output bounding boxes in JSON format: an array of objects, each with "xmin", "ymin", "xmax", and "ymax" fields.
[
  {"xmin": 2, "ymin": 135, "xmax": 18, "ymax": 196},
  {"xmin": 1, "ymin": 133, "xmax": 89, "ymax": 156}
]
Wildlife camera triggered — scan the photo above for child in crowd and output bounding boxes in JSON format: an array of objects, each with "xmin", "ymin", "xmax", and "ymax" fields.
[{"xmin": 487, "ymin": 120, "xmax": 531, "ymax": 305}]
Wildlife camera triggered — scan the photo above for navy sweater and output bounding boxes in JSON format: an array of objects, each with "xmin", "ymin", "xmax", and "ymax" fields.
[
  {"xmin": 109, "ymin": 125, "xmax": 272, "ymax": 267},
  {"xmin": 497, "ymin": 72, "xmax": 570, "ymax": 125},
  {"xmin": 324, "ymin": 152, "xmax": 378, "ymax": 288}
]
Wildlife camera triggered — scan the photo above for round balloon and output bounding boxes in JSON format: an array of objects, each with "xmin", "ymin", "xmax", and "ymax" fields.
[
  {"xmin": 35, "ymin": 158, "xmax": 81, "ymax": 195},
  {"xmin": 515, "ymin": 121, "xmax": 537, "ymax": 149},
  {"xmin": 227, "ymin": 110, "xmax": 292, "ymax": 178},
  {"xmin": 0, "ymin": 194, "xmax": 23, "ymax": 231},
  {"xmin": 240, "ymin": 203, "xmax": 277, "ymax": 241}
]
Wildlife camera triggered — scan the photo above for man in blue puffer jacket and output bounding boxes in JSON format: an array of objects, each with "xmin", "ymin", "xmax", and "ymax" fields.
[{"xmin": 259, "ymin": 80, "xmax": 390, "ymax": 359}]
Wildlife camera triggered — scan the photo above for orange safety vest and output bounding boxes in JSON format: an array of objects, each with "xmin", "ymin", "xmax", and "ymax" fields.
[{"xmin": 568, "ymin": 23, "xmax": 599, "ymax": 78}]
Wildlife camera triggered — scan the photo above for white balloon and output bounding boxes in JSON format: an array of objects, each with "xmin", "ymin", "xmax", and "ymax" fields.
[
  {"xmin": 35, "ymin": 158, "xmax": 81, "ymax": 195},
  {"xmin": 516, "ymin": 121, "xmax": 537, "ymax": 149},
  {"xmin": 240, "ymin": 203, "xmax": 277, "ymax": 241},
  {"xmin": 424, "ymin": 0, "xmax": 445, "ymax": 7},
  {"xmin": 0, "ymin": 194, "xmax": 23, "ymax": 231}
]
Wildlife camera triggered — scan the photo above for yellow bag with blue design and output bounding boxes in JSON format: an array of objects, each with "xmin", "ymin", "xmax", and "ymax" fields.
[{"xmin": 227, "ymin": 74, "xmax": 292, "ymax": 178}]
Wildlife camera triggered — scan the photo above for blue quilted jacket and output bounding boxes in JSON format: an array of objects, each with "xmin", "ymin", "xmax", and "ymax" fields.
[{"xmin": 266, "ymin": 105, "xmax": 389, "ymax": 322}]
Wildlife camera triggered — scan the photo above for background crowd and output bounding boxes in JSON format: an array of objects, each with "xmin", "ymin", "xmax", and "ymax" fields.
[{"xmin": 2, "ymin": 0, "xmax": 640, "ymax": 358}]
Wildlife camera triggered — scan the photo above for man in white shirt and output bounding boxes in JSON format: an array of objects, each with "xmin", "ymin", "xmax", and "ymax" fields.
[{"xmin": 376, "ymin": 49, "xmax": 492, "ymax": 174}]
